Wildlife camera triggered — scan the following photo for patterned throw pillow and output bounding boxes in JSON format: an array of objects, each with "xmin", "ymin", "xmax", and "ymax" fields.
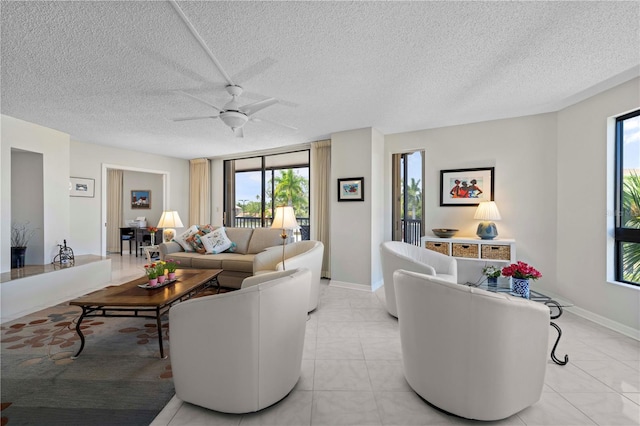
[
  {"xmin": 201, "ymin": 227, "xmax": 233, "ymax": 254},
  {"xmin": 173, "ymin": 225, "xmax": 199, "ymax": 252},
  {"xmin": 185, "ymin": 231, "xmax": 207, "ymax": 254}
]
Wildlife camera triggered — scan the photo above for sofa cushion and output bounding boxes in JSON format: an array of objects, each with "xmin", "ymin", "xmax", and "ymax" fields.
[
  {"xmin": 174, "ymin": 225, "xmax": 200, "ymax": 252},
  {"xmin": 247, "ymin": 228, "xmax": 284, "ymax": 254},
  {"xmin": 219, "ymin": 253, "xmax": 256, "ymax": 273},
  {"xmin": 224, "ymin": 228, "xmax": 254, "ymax": 255},
  {"xmin": 164, "ymin": 251, "xmax": 205, "ymax": 268},
  {"xmin": 191, "ymin": 255, "xmax": 223, "ymax": 269},
  {"xmin": 201, "ymin": 227, "xmax": 233, "ymax": 254}
]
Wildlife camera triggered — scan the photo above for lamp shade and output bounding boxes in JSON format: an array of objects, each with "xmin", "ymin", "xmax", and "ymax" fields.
[
  {"xmin": 473, "ymin": 201, "xmax": 501, "ymax": 221},
  {"xmin": 157, "ymin": 211, "xmax": 184, "ymax": 228},
  {"xmin": 271, "ymin": 206, "xmax": 299, "ymax": 230}
]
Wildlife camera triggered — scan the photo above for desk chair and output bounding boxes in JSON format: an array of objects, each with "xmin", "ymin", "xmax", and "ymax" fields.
[{"xmin": 120, "ymin": 235, "xmax": 133, "ymax": 255}]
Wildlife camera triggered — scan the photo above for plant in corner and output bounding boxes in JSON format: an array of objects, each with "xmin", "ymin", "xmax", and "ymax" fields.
[{"xmin": 11, "ymin": 222, "xmax": 36, "ymax": 268}]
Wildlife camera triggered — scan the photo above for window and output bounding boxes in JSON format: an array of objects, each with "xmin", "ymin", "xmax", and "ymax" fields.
[
  {"xmin": 614, "ymin": 109, "xmax": 640, "ymax": 285},
  {"xmin": 224, "ymin": 150, "xmax": 310, "ymax": 239}
]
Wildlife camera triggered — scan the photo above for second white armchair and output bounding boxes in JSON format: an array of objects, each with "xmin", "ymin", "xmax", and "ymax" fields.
[{"xmin": 380, "ymin": 241, "xmax": 457, "ymax": 317}]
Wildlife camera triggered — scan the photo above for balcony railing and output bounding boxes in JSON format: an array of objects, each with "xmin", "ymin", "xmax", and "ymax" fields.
[
  {"xmin": 233, "ymin": 216, "xmax": 310, "ymax": 240},
  {"xmin": 402, "ymin": 219, "xmax": 422, "ymax": 246}
]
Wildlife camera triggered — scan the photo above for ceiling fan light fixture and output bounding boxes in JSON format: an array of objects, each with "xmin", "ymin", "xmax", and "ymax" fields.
[{"xmin": 219, "ymin": 110, "xmax": 248, "ymax": 129}]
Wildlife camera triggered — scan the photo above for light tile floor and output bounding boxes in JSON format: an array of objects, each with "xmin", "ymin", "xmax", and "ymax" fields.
[{"xmin": 108, "ymin": 254, "xmax": 640, "ymax": 426}]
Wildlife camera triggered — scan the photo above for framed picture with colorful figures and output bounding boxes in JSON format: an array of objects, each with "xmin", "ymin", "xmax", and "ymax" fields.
[
  {"xmin": 440, "ymin": 167, "xmax": 494, "ymax": 206},
  {"xmin": 338, "ymin": 177, "xmax": 364, "ymax": 202}
]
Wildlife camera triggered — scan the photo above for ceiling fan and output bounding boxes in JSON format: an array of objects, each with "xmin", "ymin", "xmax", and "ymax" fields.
[{"xmin": 169, "ymin": 0, "xmax": 296, "ymax": 138}]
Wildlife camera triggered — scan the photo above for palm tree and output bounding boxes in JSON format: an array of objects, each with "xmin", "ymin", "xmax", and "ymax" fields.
[
  {"xmin": 622, "ymin": 171, "xmax": 640, "ymax": 283},
  {"xmin": 273, "ymin": 169, "xmax": 309, "ymax": 215},
  {"xmin": 406, "ymin": 178, "xmax": 422, "ymax": 219}
]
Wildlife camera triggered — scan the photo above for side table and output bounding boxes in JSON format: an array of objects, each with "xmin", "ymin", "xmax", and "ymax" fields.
[{"xmin": 142, "ymin": 245, "xmax": 160, "ymax": 263}]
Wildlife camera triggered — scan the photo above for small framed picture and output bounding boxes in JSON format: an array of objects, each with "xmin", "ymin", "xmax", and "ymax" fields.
[
  {"xmin": 131, "ymin": 190, "xmax": 151, "ymax": 209},
  {"xmin": 440, "ymin": 167, "xmax": 494, "ymax": 206},
  {"xmin": 69, "ymin": 177, "xmax": 95, "ymax": 198},
  {"xmin": 338, "ymin": 177, "xmax": 364, "ymax": 202}
]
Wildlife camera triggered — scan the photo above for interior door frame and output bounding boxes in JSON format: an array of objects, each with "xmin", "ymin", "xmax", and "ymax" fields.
[{"xmin": 101, "ymin": 163, "xmax": 169, "ymax": 256}]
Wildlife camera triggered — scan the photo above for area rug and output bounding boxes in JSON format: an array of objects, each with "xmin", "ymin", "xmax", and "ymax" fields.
[{"xmin": 1, "ymin": 301, "xmax": 176, "ymax": 426}]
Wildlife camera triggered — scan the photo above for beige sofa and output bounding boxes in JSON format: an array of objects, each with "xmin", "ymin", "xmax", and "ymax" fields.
[{"xmin": 158, "ymin": 227, "xmax": 284, "ymax": 289}]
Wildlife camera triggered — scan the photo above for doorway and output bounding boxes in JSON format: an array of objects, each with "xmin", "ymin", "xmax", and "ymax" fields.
[
  {"xmin": 101, "ymin": 164, "xmax": 169, "ymax": 256},
  {"xmin": 392, "ymin": 151, "xmax": 425, "ymax": 245}
]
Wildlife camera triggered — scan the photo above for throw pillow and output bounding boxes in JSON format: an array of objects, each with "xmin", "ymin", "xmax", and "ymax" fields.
[
  {"xmin": 201, "ymin": 227, "xmax": 233, "ymax": 254},
  {"xmin": 185, "ymin": 231, "xmax": 207, "ymax": 253},
  {"xmin": 225, "ymin": 242, "xmax": 237, "ymax": 253},
  {"xmin": 173, "ymin": 225, "xmax": 199, "ymax": 252}
]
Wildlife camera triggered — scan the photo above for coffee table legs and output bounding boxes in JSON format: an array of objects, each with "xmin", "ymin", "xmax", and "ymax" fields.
[
  {"xmin": 71, "ymin": 306, "xmax": 88, "ymax": 359},
  {"xmin": 70, "ymin": 306, "xmax": 167, "ymax": 359}
]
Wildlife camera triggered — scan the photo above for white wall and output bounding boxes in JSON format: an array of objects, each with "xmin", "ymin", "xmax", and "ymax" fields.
[
  {"xmin": 557, "ymin": 77, "xmax": 640, "ymax": 335},
  {"xmin": 331, "ymin": 128, "xmax": 382, "ymax": 288},
  {"xmin": 1, "ymin": 115, "xmax": 71, "ymax": 271},
  {"xmin": 69, "ymin": 140, "xmax": 190, "ymax": 255},
  {"xmin": 122, "ymin": 170, "xmax": 164, "ymax": 227},
  {"xmin": 370, "ymin": 128, "xmax": 385, "ymax": 290},
  {"xmin": 385, "ymin": 113, "xmax": 559, "ymax": 292}
]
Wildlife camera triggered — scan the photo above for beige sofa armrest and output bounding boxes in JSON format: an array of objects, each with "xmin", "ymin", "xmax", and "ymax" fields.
[
  {"xmin": 253, "ymin": 246, "xmax": 285, "ymax": 273},
  {"xmin": 159, "ymin": 242, "xmax": 184, "ymax": 260}
]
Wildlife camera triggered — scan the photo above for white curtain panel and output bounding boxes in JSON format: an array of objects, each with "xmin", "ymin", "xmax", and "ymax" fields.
[
  {"xmin": 189, "ymin": 158, "xmax": 210, "ymax": 227},
  {"xmin": 311, "ymin": 139, "xmax": 331, "ymax": 278},
  {"xmin": 107, "ymin": 169, "xmax": 123, "ymax": 252}
]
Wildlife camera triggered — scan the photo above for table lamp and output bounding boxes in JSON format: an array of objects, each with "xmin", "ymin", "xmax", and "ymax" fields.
[
  {"xmin": 157, "ymin": 211, "xmax": 184, "ymax": 243},
  {"xmin": 474, "ymin": 201, "xmax": 501, "ymax": 240},
  {"xmin": 271, "ymin": 206, "xmax": 299, "ymax": 270}
]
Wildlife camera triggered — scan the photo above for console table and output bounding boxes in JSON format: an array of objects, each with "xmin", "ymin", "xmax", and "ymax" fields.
[{"xmin": 421, "ymin": 236, "xmax": 516, "ymax": 263}]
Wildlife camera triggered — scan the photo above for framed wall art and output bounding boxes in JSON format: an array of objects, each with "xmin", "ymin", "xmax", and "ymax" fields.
[
  {"xmin": 131, "ymin": 190, "xmax": 151, "ymax": 209},
  {"xmin": 69, "ymin": 177, "xmax": 95, "ymax": 198},
  {"xmin": 338, "ymin": 177, "xmax": 364, "ymax": 202},
  {"xmin": 440, "ymin": 167, "xmax": 494, "ymax": 206}
]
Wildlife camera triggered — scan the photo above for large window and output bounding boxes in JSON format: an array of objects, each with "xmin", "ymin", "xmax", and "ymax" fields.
[
  {"xmin": 224, "ymin": 150, "xmax": 310, "ymax": 239},
  {"xmin": 615, "ymin": 109, "xmax": 640, "ymax": 285}
]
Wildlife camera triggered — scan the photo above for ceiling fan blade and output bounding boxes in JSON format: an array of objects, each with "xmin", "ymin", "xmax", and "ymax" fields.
[
  {"xmin": 239, "ymin": 98, "xmax": 278, "ymax": 116},
  {"xmin": 172, "ymin": 115, "xmax": 218, "ymax": 122},
  {"xmin": 169, "ymin": 0, "xmax": 235, "ymax": 86},
  {"xmin": 251, "ymin": 117, "xmax": 298, "ymax": 131},
  {"xmin": 233, "ymin": 127, "xmax": 244, "ymax": 138},
  {"xmin": 174, "ymin": 90, "xmax": 222, "ymax": 112}
]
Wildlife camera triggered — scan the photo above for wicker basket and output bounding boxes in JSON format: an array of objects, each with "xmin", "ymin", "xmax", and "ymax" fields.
[
  {"xmin": 425, "ymin": 241, "xmax": 449, "ymax": 256},
  {"xmin": 452, "ymin": 243, "xmax": 479, "ymax": 258},
  {"xmin": 481, "ymin": 244, "xmax": 511, "ymax": 261}
]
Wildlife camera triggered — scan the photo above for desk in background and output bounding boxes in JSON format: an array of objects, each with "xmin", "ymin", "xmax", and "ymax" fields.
[{"xmin": 120, "ymin": 227, "xmax": 163, "ymax": 257}]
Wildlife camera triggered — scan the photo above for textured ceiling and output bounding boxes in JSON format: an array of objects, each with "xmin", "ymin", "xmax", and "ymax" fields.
[{"xmin": 1, "ymin": 1, "xmax": 639, "ymax": 160}]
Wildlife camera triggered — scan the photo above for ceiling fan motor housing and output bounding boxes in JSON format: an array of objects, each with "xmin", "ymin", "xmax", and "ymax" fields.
[{"xmin": 220, "ymin": 110, "xmax": 248, "ymax": 129}]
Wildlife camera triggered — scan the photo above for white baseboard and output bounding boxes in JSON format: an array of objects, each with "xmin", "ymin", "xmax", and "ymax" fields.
[
  {"xmin": 328, "ymin": 280, "xmax": 371, "ymax": 292},
  {"xmin": 566, "ymin": 306, "xmax": 640, "ymax": 341}
]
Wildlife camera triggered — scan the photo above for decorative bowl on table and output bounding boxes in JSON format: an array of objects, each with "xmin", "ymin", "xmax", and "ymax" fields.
[{"xmin": 432, "ymin": 228, "xmax": 458, "ymax": 238}]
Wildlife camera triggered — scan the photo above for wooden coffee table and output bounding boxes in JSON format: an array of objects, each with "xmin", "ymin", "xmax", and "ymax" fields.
[{"xmin": 69, "ymin": 268, "xmax": 222, "ymax": 359}]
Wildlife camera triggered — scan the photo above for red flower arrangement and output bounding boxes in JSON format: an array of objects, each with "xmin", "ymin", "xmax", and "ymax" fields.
[
  {"xmin": 148, "ymin": 226, "xmax": 158, "ymax": 233},
  {"xmin": 501, "ymin": 261, "xmax": 542, "ymax": 280}
]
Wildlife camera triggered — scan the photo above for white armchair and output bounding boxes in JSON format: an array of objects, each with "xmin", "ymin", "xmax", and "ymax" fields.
[
  {"xmin": 380, "ymin": 241, "xmax": 457, "ymax": 317},
  {"xmin": 169, "ymin": 268, "xmax": 311, "ymax": 414},
  {"xmin": 394, "ymin": 269, "xmax": 549, "ymax": 421},
  {"xmin": 253, "ymin": 240, "xmax": 324, "ymax": 313}
]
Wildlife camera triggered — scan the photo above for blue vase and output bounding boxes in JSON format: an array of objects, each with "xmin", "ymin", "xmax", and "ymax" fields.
[{"xmin": 512, "ymin": 278, "xmax": 530, "ymax": 299}]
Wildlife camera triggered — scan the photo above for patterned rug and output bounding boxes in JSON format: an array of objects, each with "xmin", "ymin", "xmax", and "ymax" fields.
[{"xmin": 1, "ymin": 301, "xmax": 176, "ymax": 425}]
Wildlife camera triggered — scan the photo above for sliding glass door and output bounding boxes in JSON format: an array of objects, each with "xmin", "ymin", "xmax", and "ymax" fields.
[
  {"xmin": 224, "ymin": 150, "xmax": 310, "ymax": 239},
  {"xmin": 392, "ymin": 151, "xmax": 424, "ymax": 245}
]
